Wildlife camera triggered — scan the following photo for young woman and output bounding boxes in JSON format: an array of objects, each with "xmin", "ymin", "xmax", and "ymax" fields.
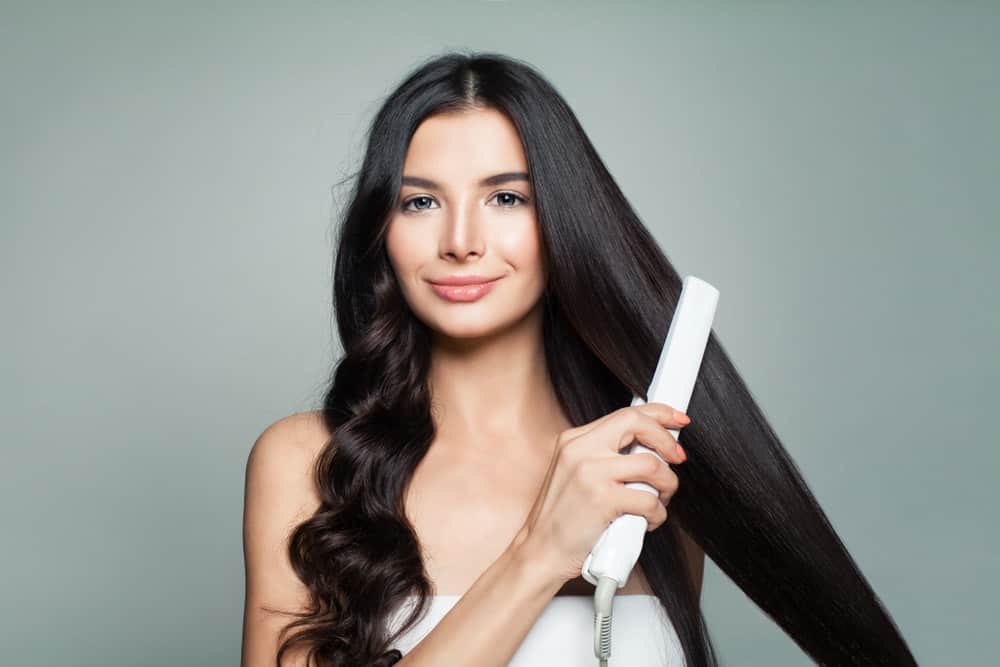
[{"xmin": 242, "ymin": 51, "xmax": 917, "ymax": 666}]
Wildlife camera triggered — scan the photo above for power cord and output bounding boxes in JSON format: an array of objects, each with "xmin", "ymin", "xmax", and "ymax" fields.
[{"xmin": 593, "ymin": 575, "xmax": 619, "ymax": 666}]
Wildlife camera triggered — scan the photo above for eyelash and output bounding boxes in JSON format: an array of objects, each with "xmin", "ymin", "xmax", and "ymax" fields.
[{"xmin": 399, "ymin": 191, "xmax": 530, "ymax": 213}]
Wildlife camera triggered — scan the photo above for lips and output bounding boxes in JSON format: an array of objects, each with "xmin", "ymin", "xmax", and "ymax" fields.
[
  {"xmin": 428, "ymin": 276, "xmax": 502, "ymax": 302},
  {"xmin": 428, "ymin": 274, "xmax": 503, "ymax": 286}
]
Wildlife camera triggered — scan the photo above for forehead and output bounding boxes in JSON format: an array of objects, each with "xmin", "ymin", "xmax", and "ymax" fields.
[{"xmin": 402, "ymin": 108, "xmax": 528, "ymax": 183}]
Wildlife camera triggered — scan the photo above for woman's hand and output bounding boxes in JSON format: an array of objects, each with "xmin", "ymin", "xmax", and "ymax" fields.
[{"xmin": 513, "ymin": 402, "xmax": 690, "ymax": 586}]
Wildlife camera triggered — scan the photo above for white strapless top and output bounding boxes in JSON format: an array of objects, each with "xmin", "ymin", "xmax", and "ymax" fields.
[{"xmin": 387, "ymin": 594, "xmax": 685, "ymax": 666}]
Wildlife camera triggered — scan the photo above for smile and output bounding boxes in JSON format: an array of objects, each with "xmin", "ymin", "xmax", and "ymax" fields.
[{"xmin": 428, "ymin": 277, "xmax": 503, "ymax": 302}]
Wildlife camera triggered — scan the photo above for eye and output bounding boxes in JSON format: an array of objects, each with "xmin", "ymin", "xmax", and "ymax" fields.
[
  {"xmin": 490, "ymin": 191, "xmax": 530, "ymax": 208},
  {"xmin": 400, "ymin": 195, "xmax": 438, "ymax": 213},
  {"xmin": 399, "ymin": 191, "xmax": 531, "ymax": 214}
]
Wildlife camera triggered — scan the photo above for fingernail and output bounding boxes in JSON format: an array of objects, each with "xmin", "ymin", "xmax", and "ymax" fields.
[
  {"xmin": 676, "ymin": 443, "xmax": 687, "ymax": 461},
  {"xmin": 677, "ymin": 412, "xmax": 691, "ymax": 424}
]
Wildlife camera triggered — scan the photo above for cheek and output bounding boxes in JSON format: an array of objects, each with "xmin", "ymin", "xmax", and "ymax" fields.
[
  {"xmin": 497, "ymin": 216, "xmax": 543, "ymax": 272},
  {"xmin": 386, "ymin": 221, "xmax": 418, "ymax": 276},
  {"xmin": 385, "ymin": 230, "xmax": 414, "ymax": 303}
]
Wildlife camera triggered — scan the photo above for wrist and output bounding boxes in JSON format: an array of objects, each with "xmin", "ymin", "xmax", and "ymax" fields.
[{"xmin": 506, "ymin": 531, "xmax": 567, "ymax": 597}]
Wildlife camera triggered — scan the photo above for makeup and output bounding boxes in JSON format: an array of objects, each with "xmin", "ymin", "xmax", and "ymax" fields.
[{"xmin": 428, "ymin": 277, "xmax": 502, "ymax": 302}]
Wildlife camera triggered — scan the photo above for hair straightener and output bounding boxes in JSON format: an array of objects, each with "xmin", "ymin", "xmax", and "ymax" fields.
[{"xmin": 581, "ymin": 275, "xmax": 719, "ymax": 666}]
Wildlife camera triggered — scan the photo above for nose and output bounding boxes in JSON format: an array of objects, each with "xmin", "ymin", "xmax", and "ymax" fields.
[{"xmin": 438, "ymin": 198, "xmax": 485, "ymax": 261}]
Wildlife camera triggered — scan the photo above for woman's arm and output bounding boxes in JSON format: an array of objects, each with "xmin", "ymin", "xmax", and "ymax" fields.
[
  {"xmin": 396, "ymin": 530, "xmax": 564, "ymax": 666},
  {"xmin": 242, "ymin": 412, "xmax": 572, "ymax": 665},
  {"xmin": 241, "ymin": 415, "xmax": 323, "ymax": 667}
]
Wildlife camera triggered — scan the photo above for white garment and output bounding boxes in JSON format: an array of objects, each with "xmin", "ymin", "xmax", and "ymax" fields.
[{"xmin": 387, "ymin": 594, "xmax": 685, "ymax": 666}]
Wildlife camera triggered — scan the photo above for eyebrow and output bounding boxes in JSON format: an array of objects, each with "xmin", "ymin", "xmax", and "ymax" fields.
[{"xmin": 401, "ymin": 171, "xmax": 530, "ymax": 190}]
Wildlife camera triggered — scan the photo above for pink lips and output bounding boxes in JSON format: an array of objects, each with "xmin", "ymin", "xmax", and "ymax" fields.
[{"xmin": 428, "ymin": 276, "xmax": 503, "ymax": 302}]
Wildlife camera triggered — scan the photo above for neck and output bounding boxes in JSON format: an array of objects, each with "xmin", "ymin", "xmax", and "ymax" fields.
[{"xmin": 426, "ymin": 302, "xmax": 570, "ymax": 455}]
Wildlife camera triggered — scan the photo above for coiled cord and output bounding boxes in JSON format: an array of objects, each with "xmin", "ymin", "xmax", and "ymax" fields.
[{"xmin": 593, "ymin": 575, "xmax": 619, "ymax": 666}]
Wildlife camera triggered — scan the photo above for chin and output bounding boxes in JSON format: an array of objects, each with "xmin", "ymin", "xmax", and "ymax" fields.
[
  {"xmin": 431, "ymin": 319, "xmax": 504, "ymax": 340},
  {"xmin": 418, "ymin": 307, "xmax": 511, "ymax": 339}
]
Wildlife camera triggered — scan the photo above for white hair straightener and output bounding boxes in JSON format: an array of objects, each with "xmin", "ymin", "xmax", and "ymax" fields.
[{"xmin": 581, "ymin": 275, "xmax": 719, "ymax": 666}]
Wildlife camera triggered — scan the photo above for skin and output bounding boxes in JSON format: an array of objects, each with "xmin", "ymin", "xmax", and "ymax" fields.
[
  {"xmin": 386, "ymin": 106, "xmax": 563, "ymax": 464},
  {"xmin": 242, "ymin": 106, "xmax": 704, "ymax": 667},
  {"xmin": 382, "ymin": 106, "xmax": 704, "ymax": 597}
]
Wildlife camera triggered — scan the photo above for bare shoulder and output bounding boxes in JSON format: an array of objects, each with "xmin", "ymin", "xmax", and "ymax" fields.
[
  {"xmin": 245, "ymin": 411, "xmax": 331, "ymax": 507},
  {"xmin": 251, "ymin": 410, "xmax": 331, "ymax": 461},
  {"xmin": 241, "ymin": 410, "xmax": 333, "ymax": 666}
]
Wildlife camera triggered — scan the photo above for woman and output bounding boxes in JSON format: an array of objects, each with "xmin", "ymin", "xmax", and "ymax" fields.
[{"xmin": 242, "ymin": 51, "xmax": 916, "ymax": 666}]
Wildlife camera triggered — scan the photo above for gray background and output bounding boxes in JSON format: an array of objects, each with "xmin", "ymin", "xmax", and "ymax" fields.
[{"xmin": 2, "ymin": 2, "xmax": 997, "ymax": 665}]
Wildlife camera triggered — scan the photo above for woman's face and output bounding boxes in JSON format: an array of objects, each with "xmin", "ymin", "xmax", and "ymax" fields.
[{"xmin": 386, "ymin": 107, "xmax": 546, "ymax": 341}]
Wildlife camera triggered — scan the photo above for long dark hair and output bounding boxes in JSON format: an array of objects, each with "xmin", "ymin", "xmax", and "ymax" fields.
[{"xmin": 272, "ymin": 50, "xmax": 917, "ymax": 666}]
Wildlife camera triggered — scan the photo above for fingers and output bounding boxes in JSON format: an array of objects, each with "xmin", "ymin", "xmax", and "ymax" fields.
[
  {"xmin": 634, "ymin": 401, "xmax": 690, "ymax": 426},
  {"xmin": 617, "ymin": 486, "xmax": 670, "ymax": 531},
  {"xmin": 603, "ymin": 452, "xmax": 680, "ymax": 500},
  {"xmin": 607, "ymin": 404, "xmax": 687, "ymax": 463},
  {"xmin": 561, "ymin": 402, "xmax": 689, "ymax": 448},
  {"xmin": 573, "ymin": 453, "xmax": 677, "ymax": 530},
  {"xmin": 555, "ymin": 403, "xmax": 691, "ymax": 472}
]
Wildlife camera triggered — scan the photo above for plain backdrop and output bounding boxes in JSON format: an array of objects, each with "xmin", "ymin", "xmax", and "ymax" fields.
[{"xmin": 2, "ymin": 2, "xmax": 997, "ymax": 665}]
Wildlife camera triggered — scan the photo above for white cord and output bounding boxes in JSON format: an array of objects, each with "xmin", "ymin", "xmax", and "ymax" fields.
[{"xmin": 593, "ymin": 575, "xmax": 618, "ymax": 666}]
